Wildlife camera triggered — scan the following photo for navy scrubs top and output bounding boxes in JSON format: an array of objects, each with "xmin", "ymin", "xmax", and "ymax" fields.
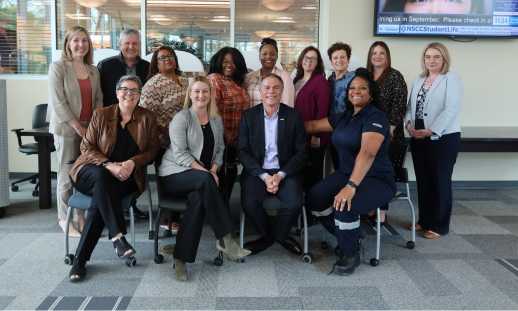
[{"xmin": 328, "ymin": 103, "xmax": 394, "ymax": 179}]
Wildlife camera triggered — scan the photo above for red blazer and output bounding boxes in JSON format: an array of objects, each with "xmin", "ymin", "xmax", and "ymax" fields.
[{"xmin": 293, "ymin": 74, "xmax": 331, "ymax": 147}]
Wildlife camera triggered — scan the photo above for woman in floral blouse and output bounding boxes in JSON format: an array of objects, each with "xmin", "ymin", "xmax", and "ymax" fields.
[
  {"xmin": 207, "ymin": 47, "xmax": 250, "ymax": 204},
  {"xmin": 139, "ymin": 46, "xmax": 188, "ymax": 233},
  {"xmin": 365, "ymin": 41, "xmax": 408, "ymax": 225}
]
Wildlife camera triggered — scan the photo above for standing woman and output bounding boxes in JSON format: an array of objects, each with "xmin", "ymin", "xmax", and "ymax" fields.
[
  {"xmin": 207, "ymin": 47, "xmax": 249, "ymax": 202},
  {"xmin": 327, "ymin": 42, "xmax": 355, "ymax": 170},
  {"xmin": 139, "ymin": 46, "xmax": 188, "ymax": 232},
  {"xmin": 405, "ymin": 42, "xmax": 462, "ymax": 239},
  {"xmin": 48, "ymin": 26, "xmax": 103, "ymax": 237},
  {"xmin": 244, "ymin": 38, "xmax": 295, "ymax": 108},
  {"xmin": 366, "ymin": 41, "xmax": 408, "ymax": 225},
  {"xmin": 158, "ymin": 77, "xmax": 250, "ymax": 281},
  {"xmin": 293, "ymin": 46, "xmax": 330, "ymax": 192}
]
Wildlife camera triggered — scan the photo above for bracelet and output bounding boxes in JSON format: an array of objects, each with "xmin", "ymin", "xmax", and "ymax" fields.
[
  {"xmin": 209, "ymin": 170, "xmax": 217, "ymax": 174},
  {"xmin": 346, "ymin": 184, "xmax": 356, "ymax": 193}
]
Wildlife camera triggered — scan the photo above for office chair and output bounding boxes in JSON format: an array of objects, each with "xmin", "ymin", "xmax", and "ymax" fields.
[
  {"xmin": 320, "ymin": 142, "xmax": 416, "ymax": 266},
  {"xmin": 63, "ymin": 191, "xmax": 140, "ymax": 267},
  {"xmin": 11, "ymin": 103, "xmax": 56, "ymax": 196}
]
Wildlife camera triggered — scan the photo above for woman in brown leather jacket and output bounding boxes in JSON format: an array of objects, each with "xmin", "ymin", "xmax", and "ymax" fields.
[{"xmin": 68, "ymin": 75, "xmax": 159, "ymax": 281}]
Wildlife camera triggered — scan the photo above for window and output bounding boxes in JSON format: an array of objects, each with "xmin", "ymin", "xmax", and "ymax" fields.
[{"xmin": 0, "ymin": 0, "xmax": 51, "ymax": 75}]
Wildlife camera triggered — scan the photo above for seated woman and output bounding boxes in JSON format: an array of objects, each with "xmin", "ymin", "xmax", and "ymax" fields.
[
  {"xmin": 68, "ymin": 75, "xmax": 159, "ymax": 281},
  {"xmin": 305, "ymin": 68, "xmax": 396, "ymax": 276},
  {"xmin": 158, "ymin": 76, "xmax": 251, "ymax": 281}
]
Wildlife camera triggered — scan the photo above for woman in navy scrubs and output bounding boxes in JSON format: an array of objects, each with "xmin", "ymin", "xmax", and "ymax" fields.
[{"xmin": 305, "ymin": 68, "xmax": 396, "ymax": 276}]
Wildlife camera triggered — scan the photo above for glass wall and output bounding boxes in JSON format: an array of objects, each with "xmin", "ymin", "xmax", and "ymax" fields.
[
  {"xmin": 145, "ymin": 0, "xmax": 230, "ymax": 72},
  {"xmin": 0, "ymin": 0, "xmax": 51, "ymax": 74},
  {"xmin": 235, "ymin": 0, "xmax": 319, "ymax": 74},
  {"xmin": 57, "ymin": 0, "xmax": 141, "ymax": 52}
]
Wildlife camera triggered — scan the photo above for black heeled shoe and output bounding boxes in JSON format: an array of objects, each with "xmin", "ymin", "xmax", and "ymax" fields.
[
  {"xmin": 113, "ymin": 236, "xmax": 136, "ymax": 259},
  {"xmin": 374, "ymin": 215, "xmax": 387, "ymax": 227},
  {"xmin": 69, "ymin": 258, "xmax": 86, "ymax": 282}
]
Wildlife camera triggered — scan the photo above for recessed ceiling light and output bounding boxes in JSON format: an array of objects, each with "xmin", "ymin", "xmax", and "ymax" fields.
[
  {"xmin": 301, "ymin": 6, "xmax": 317, "ymax": 9},
  {"xmin": 210, "ymin": 19, "xmax": 230, "ymax": 22},
  {"xmin": 214, "ymin": 16, "xmax": 229, "ymax": 18},
  {"xmin": 278, "ymin": 17, "xmax": 292, "ymax": 19}
]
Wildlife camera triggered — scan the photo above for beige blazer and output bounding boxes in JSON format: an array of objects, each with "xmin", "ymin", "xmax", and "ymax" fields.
[{"xmin": 47, "ymin": 59, "xmax": 103, "ymax": 136}]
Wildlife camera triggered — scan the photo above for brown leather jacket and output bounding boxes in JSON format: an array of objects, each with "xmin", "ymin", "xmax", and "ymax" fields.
[{"xmin": 70, "ymin": 104, "xmax": 159, "ymax": 194}]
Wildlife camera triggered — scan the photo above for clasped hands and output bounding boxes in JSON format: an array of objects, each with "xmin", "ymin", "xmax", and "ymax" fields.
[
  {"xmin": 107, "ymin": 160, "xmax": 135, "ymax": 181},
  {"xmin": 407, "ymin": 123, "xmax": 433, "ymax": 140},
  {"xmin": 264, "ymin": 173, "xmax": 283, "ymax": 194}
]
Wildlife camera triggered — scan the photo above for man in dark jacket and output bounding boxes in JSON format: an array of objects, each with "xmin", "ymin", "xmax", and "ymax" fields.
[
  {"xmin": 237, "ymin": 73, "xmax": 308, "ymax": 256},
  {"xmin": 97, "ymin": 29, "xmax": 150, "ymax": 108}
]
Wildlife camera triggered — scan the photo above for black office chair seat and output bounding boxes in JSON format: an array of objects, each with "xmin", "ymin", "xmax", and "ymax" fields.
[{"xmin": 18, "ymin": 143, "xmax": 39, "ymax": 154}]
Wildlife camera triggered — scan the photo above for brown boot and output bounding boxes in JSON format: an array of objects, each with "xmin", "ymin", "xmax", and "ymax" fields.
[
  {"xmin": 174, "ymin": 258, "xmax": 187, "ymax": 281},
  {"xmin": 216, "ymin": 234, "xmax": 251, "ymax": 260}
]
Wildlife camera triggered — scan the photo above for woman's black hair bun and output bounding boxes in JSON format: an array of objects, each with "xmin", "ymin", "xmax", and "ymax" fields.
[
  {"xmin": 354, "ymin": 67, "xmax": 374, "ymax": 80},
  {"xmin": 261, "ymin": 37, "xmax": 277, "ymax": 46}
]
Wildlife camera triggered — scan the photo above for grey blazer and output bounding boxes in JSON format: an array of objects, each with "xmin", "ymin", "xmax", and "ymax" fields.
[
  {"xmin": 404, "ymin": 71, "xmax": 463, "ymax": 137},
  {"xmin": 158, "ymin": 106, "xmax": 225, "ymax": 177},
  {"xmin": 47, "ymin": 59, "xmax": 103, "ymax": 136}
]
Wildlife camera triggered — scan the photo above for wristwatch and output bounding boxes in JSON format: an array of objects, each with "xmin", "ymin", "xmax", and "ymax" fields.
[
  {"xmin": 102, "ymin": 161, "xmax": 111, "ymax": 169},
  {"xmin": 346, "ymin": 180, "xmax": 358, "ymax": 190}
]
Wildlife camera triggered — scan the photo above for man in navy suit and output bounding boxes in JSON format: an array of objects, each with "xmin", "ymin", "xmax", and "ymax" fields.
[{"xmin": 237, "ymin": 73, "xmax": 307, "ymax": 255}]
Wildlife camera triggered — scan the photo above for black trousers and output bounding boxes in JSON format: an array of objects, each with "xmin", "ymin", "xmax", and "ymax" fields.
[
  {"xmin": 217, "ymin": 146, "xmax": 238, "ymax": 206},
  {"xmin": 306, "ymin": 170, "xmax": 396, "ymax": 257},
  {"xmin": 71, "ymin": 164, "xmax": 139, "ymax": 262},
  {"xmin": 302, "ymin": 145, "xmax": 327, "ymax": 192},
  {"xmin": 411, "ymin": 132, "xmax": 460, "ymax": 235},
  {"xmin": 240, "ymin": 170, "xmax": 304, "ymax": 242},
  {"xmin": 155, "ymin": 148, "xmax": 181, "ymax": 225},
  {"xmin": 159, "ymin": 169, "xmax": 236, "ymax": 263}
]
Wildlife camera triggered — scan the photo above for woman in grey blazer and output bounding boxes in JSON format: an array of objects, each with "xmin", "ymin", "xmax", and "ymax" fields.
[
  {"xmin": 405, "ymin": 42, "xmax": 463, "ymax": 239},
  {"xmin": 47, "ymin": 26, "xmax": 103, "ymax": 237},
  {"xmin": 158, "ymin": 76, "xmax": 250, "ymax": 281}
]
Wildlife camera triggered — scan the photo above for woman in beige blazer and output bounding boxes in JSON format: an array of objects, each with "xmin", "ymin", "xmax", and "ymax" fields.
[{"xmin": 48, "ymin": 26, "xmax": 103, "ymax": 237}]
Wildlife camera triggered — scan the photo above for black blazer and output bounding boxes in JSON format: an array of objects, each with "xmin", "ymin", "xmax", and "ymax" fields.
[
  {"xmin": 237, "ymin": 103, "xmax": 307, "ymax": 178},
  {"xmin": 97, "ymin": 53, "xmax": 150, "ymax": 107}
]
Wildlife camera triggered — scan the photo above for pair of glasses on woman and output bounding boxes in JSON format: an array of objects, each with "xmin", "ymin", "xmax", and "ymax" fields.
[
  {"xmin": 118, "ymin": 87, "xmax": 141, "ymax": 94},
  {"xmin": 303, "ymin": 56, "xmax": 318, "ymax": 63},
  {"xmin": 158, "ymin": 54, "xmax": 175, "ymax": 62}
]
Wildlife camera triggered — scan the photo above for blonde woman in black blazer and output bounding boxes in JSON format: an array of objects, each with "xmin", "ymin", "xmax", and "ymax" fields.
[
  {"xmin": 405, "ymin": 42, "xmax": 463, "ymax": 239},
  {"xmin": 47, "ymin": 26, "xmax": 103, "ymax": 237}
]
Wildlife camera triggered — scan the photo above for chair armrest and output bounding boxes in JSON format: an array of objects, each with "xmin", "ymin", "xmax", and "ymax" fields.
[
  {"xmin": 66, "ymin": 159, "xmax": 76, "ymax": 165},
  {"xmin": 11, "ymin": 128, "xmax": 24, "ymax": 147}
]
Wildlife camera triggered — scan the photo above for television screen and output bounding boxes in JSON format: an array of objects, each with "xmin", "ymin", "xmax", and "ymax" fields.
[{"xmin": 374, "ymin": 0, "xmax": 518, "ymax": 38}]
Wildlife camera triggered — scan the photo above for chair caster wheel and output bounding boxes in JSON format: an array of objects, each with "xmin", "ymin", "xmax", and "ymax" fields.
[
  {"xmin": 32, "ymin": 190, "xmax": 39, "ymax": 197},
  {"xmin": 0, "ymin": 207, "xmax": 5, "ymax": 219},
  {"xmin": 295, "ymin": 229, "xmax": 304, "ymax": 237},
  {"xmin": 148, "ymin": 231, "xmax": 155, "ymax": 240},
  {"xmin": 370, "ymin": 258, "xmax": 380, "ymax": 267},
  {"xmin": 11, "ymin": 186, "xmax": 18, "ymax": 192},
  {"xmin": 334, "ymin": 246, "xmax": 342, "ymax": 257},
  {"xmin": 63, "ymin": 254, "xmax": 74, "ymax": 265},
  {"xmin": 320, "ymin": 241, "xmax": 329, "ymax": 249},
  {"xmin": 238, "ymin": 258, "xmax": 246, "ymax": 263},
  {"xmin": 214, "ymin": 257, "xmax": 224, "ymax": 266},
  {"xmin": 234, "ymin": 229, "xmax": 240, "ymax": 236},
  {"xmin": 164, "ymin": 230, "xmax": 173, "ymax": 237},
  {"xmin": 30, "ymin": 179, "xmax": 37, "ymax": 184},
  {"xmin": 302, "ymin": 253, "xmax": 314, "ymax": 264},
  {"xmin": 407, "ymin": 241, "xmax": 415, "ymax": 249},
  {"xmin": 154, "ymin": 254, "xmax": 164, "ymax": 264},
  {"xmin": 126, "ymin": 257, "xmax": 136, "ymax": 267}
]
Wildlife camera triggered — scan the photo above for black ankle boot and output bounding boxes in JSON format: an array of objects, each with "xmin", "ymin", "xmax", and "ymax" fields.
[{"xmin": 332, "ymin": 252, "xmax": 360, "ymax": 276}]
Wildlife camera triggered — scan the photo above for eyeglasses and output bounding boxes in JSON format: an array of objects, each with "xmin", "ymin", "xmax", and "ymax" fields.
[
  {"xmin": 303, "ymin": 56, "xmax": 318, "ymax": 63},
  {"xmin": 158, "ymin": 54, "xmax": 175, "ymax": 62},
  {"xmin": 118, "ymin": 87, "xmax": 141, "ymax": 94}
]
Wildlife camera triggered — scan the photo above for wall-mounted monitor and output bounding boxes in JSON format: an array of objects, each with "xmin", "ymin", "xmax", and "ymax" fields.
[{"xmin": 374, "ymin": 0, "xmax": 518, "ymax": 38}]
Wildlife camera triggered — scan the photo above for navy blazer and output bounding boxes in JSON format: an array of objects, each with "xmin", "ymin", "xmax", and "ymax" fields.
[{"xmin": 237, "ymin": 103, "xmax": 308, "ymax": 178}]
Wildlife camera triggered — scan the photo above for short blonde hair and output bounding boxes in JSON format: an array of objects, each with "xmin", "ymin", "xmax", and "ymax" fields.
[
  {"xmin": 61, "ymin": 26, "xmax": 94, "ymax": 64},
  {"xmin": 183, "ymin": 76, "xmax": 218, "ymax": 120},
  {"xmin": 420, "ymin": 42, "xmax": 451, "ymax": 77}
]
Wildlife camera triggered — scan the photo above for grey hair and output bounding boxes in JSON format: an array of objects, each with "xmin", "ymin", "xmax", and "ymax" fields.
[
  {"xmin": 116, "ymin": 75, "xmax": 142, "ymax": 91},
  {"xmin": 119, "ymin": 29, "xmax": 141, "ymax": 44},
  {"xmin": 258, "ymin": 73, "xmax": 284, "ymax": 91}
]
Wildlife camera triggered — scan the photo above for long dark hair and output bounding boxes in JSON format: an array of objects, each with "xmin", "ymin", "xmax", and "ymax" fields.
[
  {"xmin": 208, "ymin": 47, "xmax": 248, "ymax": 86},
  {"xmin": 366, "ymin": 41, "xmax": 392, "ymax": 86},
  {"xmin": 295, "ymin": 46, "xmax": 325, "ymax": 80},
  {"xmin": 344, "ymin": 68, "xmax": 382, "ymax": 112},
  {"xmin": 147, "ymin": 46, "xmax": 182, "ymax": 81}
]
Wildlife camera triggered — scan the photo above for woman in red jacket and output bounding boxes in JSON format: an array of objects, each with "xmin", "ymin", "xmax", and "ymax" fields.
[{"xmin": 293, "ymin": 46, "xmax": 330, "ymax": 194}]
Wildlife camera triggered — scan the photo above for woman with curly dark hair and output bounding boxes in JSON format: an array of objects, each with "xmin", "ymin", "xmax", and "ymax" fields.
[
  {"xmin": 304, "ymin": 68, "xmax": 396, "ymax": 276},
  {"xmin": 207, "ymin": 47, "xmax": 249, "ymax": 202}
]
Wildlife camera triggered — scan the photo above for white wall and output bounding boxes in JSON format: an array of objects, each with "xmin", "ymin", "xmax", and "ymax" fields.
[{"xmin": 5, "ymin": 0, "xmax": 518, "ymax": 181}]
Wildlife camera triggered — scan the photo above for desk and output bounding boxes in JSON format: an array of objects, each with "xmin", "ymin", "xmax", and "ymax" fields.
[
  {"xmin": 406, "ymin": 127, "xmax": 518, "ymax": 152},
  {"xmin": 18, "ymin": 127, "xmax": 54, "ymax": 209}
]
